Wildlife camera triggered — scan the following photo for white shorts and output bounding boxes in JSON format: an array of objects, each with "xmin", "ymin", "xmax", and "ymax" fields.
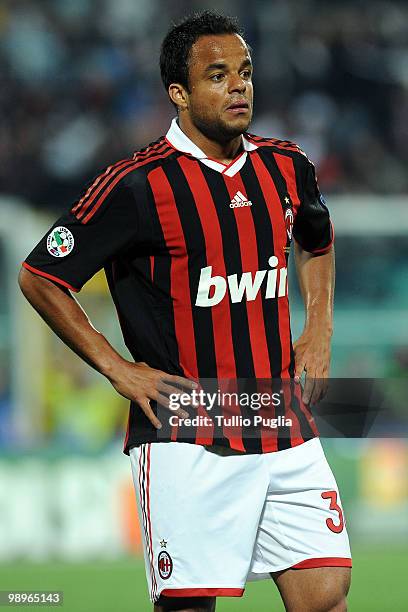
[{"xmin": 129, "ymin": 438, "xmax": 351, "ymax": 603}]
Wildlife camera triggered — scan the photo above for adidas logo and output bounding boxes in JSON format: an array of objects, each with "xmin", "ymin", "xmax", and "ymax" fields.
[{"xmin": 230, "ymin": 191, "xmax": 252, "ymax": 208}]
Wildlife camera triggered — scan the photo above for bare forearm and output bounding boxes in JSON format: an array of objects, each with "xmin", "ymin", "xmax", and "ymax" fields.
[
  {"xmin": 293, "ymin": 243, "xmax": 335, "ymax": 400},
  {"xmin": 18, "ymin": 268, "xmax": 123, "ymax": 378},
  {"xmin": 294, "ymin": 243, "xmax": 335, "ymax": 335},
  {"xmin": 18, "ymin": 268, "xmax": 195, "ymax": 428}
]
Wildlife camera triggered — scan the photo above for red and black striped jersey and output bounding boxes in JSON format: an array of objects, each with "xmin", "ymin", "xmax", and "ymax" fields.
[{"xmin": 24, "ymin": 118, "xmax": 333, "ymax": 455}]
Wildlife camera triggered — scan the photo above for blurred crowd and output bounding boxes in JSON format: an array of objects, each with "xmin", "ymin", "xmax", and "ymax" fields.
[{"xmin": 1, "ymin": 0, "xmax": 408, "ymax": 210}]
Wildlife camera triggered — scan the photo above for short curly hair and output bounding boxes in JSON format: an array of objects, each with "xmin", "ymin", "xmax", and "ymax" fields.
[{"xmin": 160, "ymin": 10, "xmax": 245, "ymax": 99}]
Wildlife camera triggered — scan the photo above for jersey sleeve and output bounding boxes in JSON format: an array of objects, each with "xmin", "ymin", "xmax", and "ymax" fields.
[
  {"xmin": 23, "ymin": 170, "xmax": 151, "ymax": 292},
  {"xmin": 293, "ymin": 156, "xmax": 334, "ymax": 254}
]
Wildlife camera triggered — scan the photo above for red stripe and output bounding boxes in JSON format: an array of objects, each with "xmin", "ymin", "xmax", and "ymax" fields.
[
  {"xmin": 149, "ymin": 256, "xmax": 155, "ymax": 280},
  {"xmin": 255, "ymin": 380, "xmax": 278, "ymax": 452},
  {"xmin": 72, "ymin": 158, "xmax": 131, "ymax": 213},
  {"xmin": 161, "ymin": 588, "xmax": 244, "ymax": 597},
  {"xmin": 262, "ymin": 153, "xmax": 309, "ymax": 447},
  {"xmin": 22, "ymin": 262, "xmax": 79, "ymax": 292},
  {"xmin": 135, "ymin": 143, "xmax": 171, "ymax": 162},
  {"xmin": 138, "ymin": 447, "xmax": 156, "ymax": 600},
  {"xmin": 148, "ymin": 166, "xmax": 198, "ymax": 441},
  {"xmin": 148, "ymin": 167, "xmax": 198, "ymax": 379},
  {"xmin": 255, "ymin": 379, "xmax": 304, "ymax": 453},
  {"xmin": 81, "ymin": 150, "xmax": 174, "ymax": 224},
  {"xmin": 291, "ymin": 557, "xmax": 352, "ymax": 569},
  {"xmin": 223, "ymin": 175, "xmax": 271, "ymax": 378},
  {"xmin": 223, "ymin": 174, "xmax": 272, "ymax": 451},
  {"xmin": 135, "ymin": 140, "xmax": 167, "ymax": 159},
  {"xmin": 293, "ymin": 383, "xmax": 319, "ymax": 438},
  {"xmin": 218, "ymin": 379, "xmax": 245, "ymax": 451},
  {"xmin": 75, "ymin": 144, "xmax": 169, "ymax": 218},
  {"xmin": 177, "ymin": 158, "xmax": 237, "ymax": 378},
  {"xmin": 178, "ymin": 157, "xmax": 244, "ymax": 444},
  {"xmin": 145, "ymin": 444, "xmax": 157, "ymax": 599},
  {"xmin": 80, "ymin": 161, "xmax": 140, "ymax": 223},
  {"xmin": 132, "ymin": 149, "xmax": 175, "ymax": 170},
  {"xmin": 282, "ymin": 380, "xmax": 303, "ymax": 447},
  {"xmin": 176, "ymin": 160, "xmax": 239, "ymax": 447},
  {"xmin": 250, "ymin": 153, "xmax": 291, "ymax": 378},
  {"xmin": 246, "ymin": 135, "xmax": 300, "ymax": 153},
  {"xmin": 73, "ymin": 159, "xmax": 136, "ymax": 216},
  {"xmin": 76, "ymin": 149, "xmax": 174, "ymax": 224}
]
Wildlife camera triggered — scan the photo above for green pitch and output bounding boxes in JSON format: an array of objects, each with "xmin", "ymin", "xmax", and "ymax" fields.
[{"xmin": 0, "ymin": 548, "xmax": 407, "ymax": 611}]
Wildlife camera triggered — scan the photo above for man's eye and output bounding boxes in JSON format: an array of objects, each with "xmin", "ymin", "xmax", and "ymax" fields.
[
  {"xmin": 241, "ymin": 70, "xmax": 252, "ymax": 79},
  {"xmin": 211, "ymin": 73, "xmax": 224, "ymax": 81}
]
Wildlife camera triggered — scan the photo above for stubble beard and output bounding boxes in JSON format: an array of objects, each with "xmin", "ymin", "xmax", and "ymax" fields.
[{"xmin": 190, "ymin": 107, "xmax": 252, "ymax": 144}]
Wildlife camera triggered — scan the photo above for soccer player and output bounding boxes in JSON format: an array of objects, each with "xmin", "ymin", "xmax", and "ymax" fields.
[{"xmin": 19, "ymin": 10, "xmax": 351, "ymax": 612}]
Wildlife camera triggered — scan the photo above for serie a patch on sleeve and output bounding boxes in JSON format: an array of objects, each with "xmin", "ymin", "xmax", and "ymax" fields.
[{"xmin": 46, "ymin": 226, "xmax": 75, "ymax": 258}]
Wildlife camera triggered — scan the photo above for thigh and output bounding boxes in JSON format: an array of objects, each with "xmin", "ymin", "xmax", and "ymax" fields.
[
  {"xmin": 154, "ymin": 595, "xmax": 216, "ymax": 611},
  {"xmin": 249, "ymin": 439, "xmax": 352, "ymax": 578},
  {"xmin": 130, "ymin": 442, "xmax": 269, "ymax": 604},
  {"xmin": 272, "ymin": 566, "xmax": 351, "ymax": 612}
]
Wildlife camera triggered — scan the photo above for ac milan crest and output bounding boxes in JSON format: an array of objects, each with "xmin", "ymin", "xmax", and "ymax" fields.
[
  {"xmin": 158, "ymin": 551, "xmax": 173, "ymax": 579},
  {"xmin": 285, "ymin": 208, "xmax": 294, "ymax": 240}
]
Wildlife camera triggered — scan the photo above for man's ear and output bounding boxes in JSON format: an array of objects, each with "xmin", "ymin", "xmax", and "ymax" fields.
[{"xmin": 168, "ymin": 83, "xmax": 189, "ymax": 111}]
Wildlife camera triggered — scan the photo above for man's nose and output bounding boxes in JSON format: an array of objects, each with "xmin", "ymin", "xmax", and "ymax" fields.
[{"xmin": 228, "ymin": 73, "xmax": 246, "ymax": 93}]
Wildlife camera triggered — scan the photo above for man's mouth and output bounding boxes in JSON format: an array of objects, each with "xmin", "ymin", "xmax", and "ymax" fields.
[{"xmin": 226, "ymin": 100, "xmax": 249, "ymax": 114}]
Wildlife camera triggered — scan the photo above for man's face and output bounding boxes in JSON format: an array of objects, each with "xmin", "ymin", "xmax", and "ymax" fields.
[{"xmin": 184, "ymin": 33, "xmax": 253, "ymax": 143}]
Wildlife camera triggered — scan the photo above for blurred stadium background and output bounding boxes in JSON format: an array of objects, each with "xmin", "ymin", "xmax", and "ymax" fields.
[{"xmin": 0, "ymin": 0, "xmax": 407, "ymax": 610}]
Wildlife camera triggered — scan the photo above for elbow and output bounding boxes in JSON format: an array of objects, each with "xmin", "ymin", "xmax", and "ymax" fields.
[
  {"xmin": 18, "ymin": 266, "xmax": 32, "ymax": 298},
  {"xmin": 18, "ymin": 265, "xmax": 27, "ymax": 291},
  {"xmin": 18, "ymin": 265, "xmax": 43, "ymax": 300},
  {"xmin": 18, "ymin": 266, "xmax": 72, "ymax": 299}
]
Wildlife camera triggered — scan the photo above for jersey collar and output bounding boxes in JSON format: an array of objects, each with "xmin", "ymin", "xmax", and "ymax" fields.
[{"xmin": 165, "ymin": 117, "xmax": 257, "ymax": 177}]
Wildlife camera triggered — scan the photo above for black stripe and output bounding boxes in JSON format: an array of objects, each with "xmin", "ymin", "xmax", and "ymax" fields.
[
  {"xmin": 136, "ymin": 136, "xmax": 166, "ymax": 157},
  {"xmin": 239, "ymin": 158, "xmax": 284, "ymax": 453},
  {"xmin": 254, "ymin": 149, "xmax": 302, "ymax": 447},
  {"xmin": 259, "ymin": 149, "xmax": 298, "ymax": 376},
  {"xmin": 74, "ymin": 159, "xmax": 139, "ymax": 218},
  {"xmin": 290, "ymin": 385, "xmax": 315, "ymax": 442},
  {"xmin": 240, "ymin": 156, "xmax": 283, "ymax": 379},
  {"xmin": 71, "ymin": 162, "xmax": 123, "ymax": 215},
  {"xmin": 292, "ymin": 152, "xmax": 306, "ymax": 213},
  {"xmin": 257, "ymin": 149, "xmax": 294, "ymax": 267},
  {"xmin": 136, "ymin": 143, "xmax": 172, "ymax": 161},
  {"xmin": 194, "ymin": 165, "xmax": 257, "ymax": 452},
  {"xmin": 161, "ymin": 161, "xmax": 218, "ymax": 378},
  {"xmin": 275, "ymin": 388, "xmax": 292, "ymax": 451},
  {"xmin": 246, "ymin": 133, "xmax": 299, "ymax": 148},
  {"xmin": 199, "ymin": 166, "xmax": 255, "ymax": 379},
  {"xmin": 199, "ymin": 166, "xmax": 257, "ymax": 452},
  {"xmin": 288, "ymin": 344, "xmax": 295, "ymax": 377},
  {"xmin": 135, "ymin": 147, "xmax": 172, "ymax": 167}
]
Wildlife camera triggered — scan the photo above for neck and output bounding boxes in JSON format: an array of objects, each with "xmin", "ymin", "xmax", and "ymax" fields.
[{"xmin": 178, "ymin": 113, "xmax": 243, "ymax": 164}]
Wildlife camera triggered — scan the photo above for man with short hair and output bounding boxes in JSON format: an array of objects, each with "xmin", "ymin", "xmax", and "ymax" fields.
[{"xmin": 19, "ymin": 10, "xmax": 351, "ymax": 612}]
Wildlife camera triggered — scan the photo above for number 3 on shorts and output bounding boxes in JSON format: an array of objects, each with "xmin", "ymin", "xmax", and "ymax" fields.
[{"xmin": 321, "ymin": 490, "xmax": 344, "ymax": 533}]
